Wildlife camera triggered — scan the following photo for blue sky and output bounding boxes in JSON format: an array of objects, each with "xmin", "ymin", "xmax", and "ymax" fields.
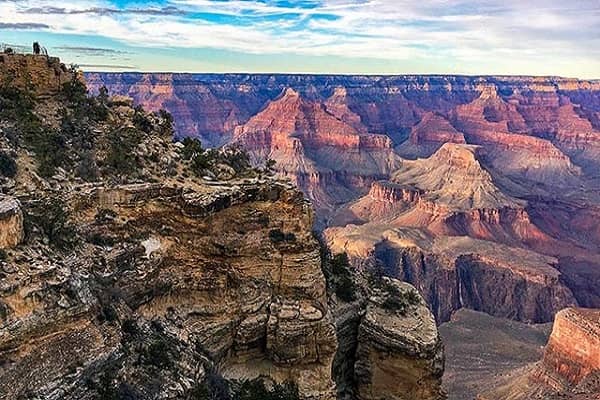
[{"xmin": 1, "ymin": 0, "xmax": 599, "ymax": 77}]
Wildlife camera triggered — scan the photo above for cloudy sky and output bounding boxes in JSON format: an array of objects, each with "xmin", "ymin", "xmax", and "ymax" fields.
[{"xmin": 1, "ymin": 0, "xmax": 599, "ymax": 77}]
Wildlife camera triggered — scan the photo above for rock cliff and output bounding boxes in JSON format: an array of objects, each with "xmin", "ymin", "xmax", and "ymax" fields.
[
  {"xmin": 354, "ymin": 280, "xmax": 445, "ymax": 400},
  {"xmin": 535, "ymin": 308, "xmax": 600, "ymax": 390},
  {"xmin": 477, "ymin": 307, "xmax": 600, "ymax": 400},
  {"xmin": 0, "ymin": 53, "xmax": 446, "ymax": 400}
]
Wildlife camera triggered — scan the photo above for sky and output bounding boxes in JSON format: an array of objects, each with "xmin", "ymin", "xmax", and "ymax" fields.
[{"xmin": 0, "ymin": 0, "xmax": 599, "ymax": 77}]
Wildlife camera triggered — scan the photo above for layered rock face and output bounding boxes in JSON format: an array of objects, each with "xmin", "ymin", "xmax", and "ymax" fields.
[
  {"xmin": 536, "ymin": 308, "xmax": 600, "ymax": 389},
  {"xmin": 0, "ymin": 179, "xmax": 340, "ymax": 399},
  {"xmin": 233, "ymin": 87, "xmax": 400, "ymax": 218},
  {"xmin": 477, "ymin": 308, "xmax": 600, "ymax": 400},
  {"xmin": 354, "ymin": 280, "xmax": 445, "ymax": 400},
  {"xmin": 87, "ymin": 72, "xmax": 600, "ymax": 397},
  {"xmin": 0, "ymin": 196, "xmax": 23, "ymax": 249},
  {"xmin": 326, "ymin": 143, "xmax": 579, "ymax": 324},
  {"xmin": 1, "ymin": 54, "xmax": 448, "ymax": 400}
]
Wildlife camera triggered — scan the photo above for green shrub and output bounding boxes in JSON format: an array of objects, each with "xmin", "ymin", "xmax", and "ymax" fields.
[
  {"xmin": 189, "ymin": 370, "xmax": 231, "ymax": 400},
  {"xmin": 158, "ymin": 109, "xmax": 174, "ymax": 136},
  {"xmin": 0, "ymin": 152, "xmax": 17, "ymax": 178},
  {"xmin": 191, "ymin": 151, "xmax": 214, "ymax": 173},
  {"xmin": 24, "ymin": 196, "xmax": 77, "ymax": 250},
  {"xmin": 269, "ymin": 229, "xmax": 296, "ymax": 244},
  {"xmin": 143, "ymin": 337, "xmax": 173, "ymax": 368},
  {"xmin": 28, "ymin": 128, "xmax": 70, "ymax": 177},
  {"xmin": 314, "ymin": 234, "xmax": 357, "ymax": 302},
  {"xmin": 133, "ymin": 105, "xmax": 153, "ymax": 133},
  {"xmin": 235, "ymin": 379, "xmax": 300, "ymax": 400},
  {"xmin": 380, "ymin": 281, "xmax": 421, "ymax": 315},
  {"xmin": 182, "ymin": 137, "xmax": 204, "ymax": 160},
  {"xmin": 105, "ymin": 127, "xmax": 141, "ymax": 174},
  {"xmin": 330, "ymin": 253, "xmax": 357, "ymax": 302},
  {"xmin": 220, "ymin": 147, "xmax": 250, "ymax": 173},
  {"xmin": 76, "ymin": 151, "xmax": 99, "ymax": 182}
]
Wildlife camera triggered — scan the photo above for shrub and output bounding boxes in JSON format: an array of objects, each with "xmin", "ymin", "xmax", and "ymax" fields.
[
  {"xmin": 158, "ymin": 109, "xmax": 174, "ymax": 136},
  {"xmin": 76, "ymin": 151, "xmax": 99, "ymax": 182},
  {"xmin": 133, "ymin": 105, "xmax": 153, "ymax": 133},
  {"xmin": 0, "ymin": 152, "xmax": 17, "ymax": 178},
  {"xmin": 189, "ymin": 370, "xmax": 231, "ymax": 400},
  {"xmin": 191, "ymin": 151, "xmax": 214, "ymax": 173},
  {"xmin": 105, "ymin": 127, "xmax": 141, "ymax": 174},
  {"xmin": 143, "ymin": 337, "xmax": 173, "ymax": 368},
  {"xmin": 182, "ymin": 137, "xmax": 204, "ymax": 160},
  {"xmin": 220, "ymin": 146, "xmax": 250, "ymax": 173},
  {"xmin": 60, "ymin": 73, "xmax": 108, "ymax": 122},
  {"xmin": 235, "ymin": 379, "xmax": 300, "ymax": 400},
  {"xmin": 26, "ymin": 128, "xmax": 70, "ymax": 177},
  {"xmin": 380, "ymin": 281, "xmax": 421, "ymax": 315},
  {"xmin": 24, "ymin": 196, "xmax": 77, "ymax": 250},
  {"xmin": 265, "ymin": 158, "xmax": 276, "ymax": 172},
  {"xmin": 269, "ymin": 229, "xmax": 296, "ymax": 244},
  {"xmin": 330, "ymin": 253, "xmax": 357, "ymax": 302},
  {"xmin": 313, "ymin": 234, "xmax": 357, "ymax": 302}
]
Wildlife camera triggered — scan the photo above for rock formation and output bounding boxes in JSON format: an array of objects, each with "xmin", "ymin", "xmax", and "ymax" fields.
[
  {"xmin": 478, "ymin": 307, "xmax": 600, "ymax": 400},
  {"xmin": 354, "ymin": 280, "xmax": 445, "ymax": 400},
  {"xmin": 0, "ymin": 53, "xmax": 76, "ymax": 96},
  {"xmin": 535, "ymin": 308, "xmax": 600, "ymax": 390},
  {"xmin": 232, "ymin": 87, "xmax": 400, "ymax": 220},
  {"xmin": 85, "ymin": 69, "xmax": 600, "ymax": 398},
  {"xmin": 0, "ymin": 195, "xmax": 23, "ymax": 249},
  {"xmin": 0, "ymin": 53, "xmax": 446, "ymax": 400}
]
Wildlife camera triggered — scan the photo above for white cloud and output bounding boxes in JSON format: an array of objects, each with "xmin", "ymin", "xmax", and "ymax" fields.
[{"xmin": 2, "ymin": 0, "xmax": 600, "ymax": 76}]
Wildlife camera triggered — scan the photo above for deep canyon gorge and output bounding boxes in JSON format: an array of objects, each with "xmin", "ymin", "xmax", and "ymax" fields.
[
  {"xmin": 86, "ymin": 71, "xmax": 600, "ymax": 398},
  {"xmin": 0, "ymin": 51, "xmax": 598, "ymax": 400}
]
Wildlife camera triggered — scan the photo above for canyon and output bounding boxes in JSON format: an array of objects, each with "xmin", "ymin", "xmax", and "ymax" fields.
[
  {"xmin": 1, "ymin": 54, "xmax": 446, "ymax": 400},
  {"xmin": 87, "ymin": 71, "xmax": 600, "ymax": 398}
]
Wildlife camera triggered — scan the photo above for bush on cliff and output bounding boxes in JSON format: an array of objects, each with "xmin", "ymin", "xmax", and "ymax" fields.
[
  {"xmin": 23, "ymin": 195, "xmax": 77, "ymax": 250},
  {"xmin": 105, "ymin": 127, "xmax": 142, "ymax": 174},
  {"xmin": 60, "ymin": 73, "xmax": 109, "ymax": 122},
  {"xmin": 315, "ymin": 234, "xmax": 358, "ymax": 302},
  {"xmin": 158, "ymin": 109, "xmax": 174, "ymax": 136},
  {"xmin": 0, "ymin": 151, "xmax": 17, "ymax": 178},
  {"xmin": 190, "ymin": 376, "xmax": 300, "ymax": 400},
  {"xmin": 380, "ymin": 281, "xmax": 421, "ymax": 315},
  {"xmin": 235, "ymin": 379, "xmax": 300, "ymax": 400},
  {"xmin": 330, "ymin": 253, "xmax": 357, "ymax": 302}
]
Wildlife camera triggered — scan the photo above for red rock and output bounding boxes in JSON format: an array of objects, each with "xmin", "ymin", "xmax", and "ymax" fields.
[{"xmin": 541, "ymin": 308, "xmax": 600, "ymax": 387}]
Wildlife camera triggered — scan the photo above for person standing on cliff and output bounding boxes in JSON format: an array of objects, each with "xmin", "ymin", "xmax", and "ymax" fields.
[{"xmin": 33, "ymin": 42, "xmax": 41, "ymax": 55}]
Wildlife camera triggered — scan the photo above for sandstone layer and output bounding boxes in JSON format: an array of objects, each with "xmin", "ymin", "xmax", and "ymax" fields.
[
  {"xmin": 354, "ymin": 280, "xmax": 445, "ymax": 400},
  {"xmin": 477, "ymin": 307, "xmax": 600, "ymax": 400}
]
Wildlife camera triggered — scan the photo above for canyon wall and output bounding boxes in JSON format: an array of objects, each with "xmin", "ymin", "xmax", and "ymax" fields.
[
  {"xmin": 0, "ymin": 54, "xmax": 446, "ymax": 400},
  {"xmin": 87, "ymin": 70, "xmax": 600, "ymax": 334}
]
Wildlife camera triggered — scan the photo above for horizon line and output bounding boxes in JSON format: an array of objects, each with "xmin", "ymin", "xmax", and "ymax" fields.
[{"xmin": 82, "ymin": 70, "xmax": 600, "ymax": 82}]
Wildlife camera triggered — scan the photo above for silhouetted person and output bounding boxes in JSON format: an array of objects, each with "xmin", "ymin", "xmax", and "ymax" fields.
[{"xmin": 33, "ymin": 42, "xmax": 40, "ymax": 55}]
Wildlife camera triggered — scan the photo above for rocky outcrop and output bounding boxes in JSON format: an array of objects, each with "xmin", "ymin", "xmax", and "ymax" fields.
[
  {"xmin": 477, "ymin": 308, "xmax": 600, "ymax": 400},
  {"xmin": 0, "ymin": 53, "xmax": 75, "ymax": 96},
  {"xmin": 0, "ymin": 180, "xmax": 338, "ymax": 399},
  {"xmin": 535, "ymin": 308, "xmax": 600, "ymax": 389},
  {"xmin": 354, "ymin": 280, "xmax": 445, "ymax": 400},
  {"xmin": 0, "ymin": 195, "xmax": 23, "ymax": 249}
]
